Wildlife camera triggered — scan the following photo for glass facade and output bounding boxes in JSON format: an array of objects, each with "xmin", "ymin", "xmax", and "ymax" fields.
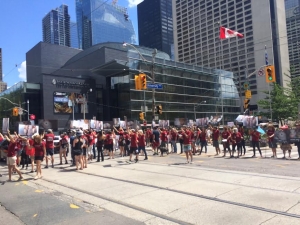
[
  {"xmin": 285, "ymin": 0, "xmax": 300, "ymax": 78},
  {"xmin": 111, "ymin": 45, "xmax": 239, "ymax": 124},
  {"xmin": 70, "ymin": 21, "xmax": 80, "ymax": 49},
  {"xmin": 76, "ymin": 0, "xmax": 136, "ymax": 50},
  {"xmin": 138, "ymin": 0, "xmax": 174, "ymax": 60},
  {"xmin": 42, "ymin": 4, "xmax": 70, "ymax": 47}
]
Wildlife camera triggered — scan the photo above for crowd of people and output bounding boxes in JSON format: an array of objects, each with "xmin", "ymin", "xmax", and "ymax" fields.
[{"xmin": 1, "ymin": 122, "xmax": 300, "ymax": 181}]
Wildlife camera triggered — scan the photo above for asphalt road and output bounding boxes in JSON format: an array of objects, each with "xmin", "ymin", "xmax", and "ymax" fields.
[{"xmin": 0, "ymin": 144, "xmax": 300, "ymax": 225}]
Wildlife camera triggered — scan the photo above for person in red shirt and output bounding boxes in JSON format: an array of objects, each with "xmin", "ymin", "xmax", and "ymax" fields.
[
  {"xmin": 238, "ymin": 125, "xmax": 246, "ymax": 155},
  {"xmin": 146, "ymin": 128, "xmax": 152, "ymax": 147},
  {"xmin": 231, "ymin": 128, "xmax": 242, "ymax": 158},
  {"xmin": 32, "ymin": 134, "xmax": 46, "ymax": 179},
  {"xmin": 5, "ymin": 131, "xmax": 23, "ymax": 181},
  {"xmin": 181, "ymin": 127, "xmax": 193, "ymax": 164},
  {"xmin": 129, "ymin": 129, "xmax": 139, "ymax": 163},
  {"xmin": 170, "ymin": 128, "xmax": 178, "ymax": 153},
  {"xmin": 26, "ymin": 138, "xmax": 35, "ymax": 173},
  {"xmin": 138, "ymin": 130, "xmax": 147, "ymax": 160},
  {"xmin": 250, "ymin": 127, "xmax": 263, "ymax": 158},
  {"xmin": 221, "ymin": 127, "xmax": 232, "ymax": 157},
  {"xmin": 43, "ymin": 129, "xmax": 55, "ymax": 168},
  {"xmin": 104, "ymin": 131, "xmax": 114, "ymax": 159},
  {"xmin": 199, "ymin": 127, "xmax": 207, "ymax": 155},
  {"xmin": 114, "ymin": 127, "xmax": 125, "ymax": 157},
  {"xmin": 159, "ymin": 128, "xmax": 168, "ymax": 156},
  {"xmin": 267, "ymin": 124, "xmax": 277, "ymax": 158},
  {"xmin": 211, "ymin": 125, "xmax": 220, "ymax": 155},
  {"xmin": 86, "ymin": 130, "xmax": 95, "ymax": 161},
  {"xmin": 58, "ymin": 133, "xmax": 69, "ymax": 165}
]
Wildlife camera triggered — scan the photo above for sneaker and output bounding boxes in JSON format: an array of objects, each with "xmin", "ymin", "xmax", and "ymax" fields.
[
  {"xmin": 30, "ymin": 170, "xmax": 34, "ymax": 173},
  {"xmin": 59, "ymin": 162, "xmax": 63, "ymax": 165},
  {"xmin": 18, "ymin": 176, "xmax": 23, "ymax": 181},
  {"xmin": 144, "ymin": 158, "xmax": 148, "ymax": 160},
  {"xmin": 44, "ymin": 166, "xmax": 48, "ymax": 169},
  {"xmin": 190, "ymin": 161, "xmax": 193, "ymax": 164},
  {"xmin": 25, "ymin": 167, "xmax": 28, "ymax": 170},
  {"xmin": 65, "ymin": 161, "xmax": 68, "ymax": 164},
  {"xmin": 51, "ymin": 165, "xmax": 54, "ymax": 168},
  {"xmin": 186, "ymin": 161, "xmax": 189, "ymax": 164}
]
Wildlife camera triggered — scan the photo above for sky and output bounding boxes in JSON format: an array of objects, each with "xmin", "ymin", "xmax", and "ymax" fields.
[{"xmin": 0, "ymin": 0, "xmax": 144, "ymax": 88}]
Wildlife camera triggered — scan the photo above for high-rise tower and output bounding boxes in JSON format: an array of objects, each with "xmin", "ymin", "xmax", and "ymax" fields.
[
  {"xmin": 76, "ymin": 0, "xmax": 136, "ymax": 50},
  {"xmin": 138, "ymin": 0, "xmax": 174, "ymax": 59},
  {"xmin": 42, "ymin": 4, "xmax": 71, "ymax": 47},
  {"xmin": 172, "ymin": 0, "xmax": 290, "ymax": 104},
  {"xmin": 0, "ymin": 48, "xmax": 7, "ymax": 93}
]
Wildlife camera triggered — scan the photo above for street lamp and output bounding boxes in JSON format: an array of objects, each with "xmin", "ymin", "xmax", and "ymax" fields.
[
  {"xmin": 27, "ymin": 100, "xmax": 29, "ymax": 121},
  {"xmin": 194, "ymin": 101, "xmax": 206, "ymax": 121},
  {"xmin": 123, "ymin": 42, "xmax": 157, "ymax": 120},
  {"xmin": 83, "ymin": 88, "xmax": 92, "ymax": 120}
]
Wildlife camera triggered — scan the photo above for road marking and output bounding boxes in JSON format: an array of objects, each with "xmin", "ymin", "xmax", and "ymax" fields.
[
  {"xmin": 33, "ymin": 214, "xmax": 37, "ymax": 218},
  {"xmin": 22, "ymin": 181, "xmax": 28, "ymax": 185},
  {"xmin": 276, "ymin": 165, "xmax": 284, "ymax": 168},
  {"xmin": 70, "ymin": 204, "xmax": 80, "ymax": 209},
  {"xmin": 15, "ymin": 183, "xmax": 20, "ymax": 186},
  {"xmin": 35, "ymin": 190, "xmax": 43, "ymax": 193},
  {"xmin": 85, "ymin": 210, "xmax": 91, "ymax": 213}
]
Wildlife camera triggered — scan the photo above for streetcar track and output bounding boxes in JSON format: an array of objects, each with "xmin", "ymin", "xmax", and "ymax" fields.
[
  {"xmin": 105, "ymin": 164, "xmax": 300, "ymax": 195},
  {"xmin": 60, "ymin": 168, "xmax": 300, "ymax": 219}
]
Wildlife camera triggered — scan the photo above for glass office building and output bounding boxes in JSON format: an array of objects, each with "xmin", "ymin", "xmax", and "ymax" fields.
[
  {"xmin": 92, "ymin": 43, "xmax": 240, "ymax": 123},
  {"xmin": 76, "ymin": 0, "xmax": 136, "ymax": 49},
  {"xmin": 70, "ymin": 21, "xmax": 80, "ymax": 49},
  {"xmin": 138, "ymin": 0, "xmax": 174, "ymax": 60},
  {"xmin": 42, "ymin": 4, "xmax": 70, "ymax": 47},
  {"xmin": 285, "ymin": 0, "xmax": 300, "ymax": 78}
]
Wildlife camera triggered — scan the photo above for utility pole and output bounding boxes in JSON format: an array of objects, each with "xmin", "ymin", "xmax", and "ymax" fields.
[{"xmin": 152, "ymin": 49, "xmax": 157, "ymax": 121}]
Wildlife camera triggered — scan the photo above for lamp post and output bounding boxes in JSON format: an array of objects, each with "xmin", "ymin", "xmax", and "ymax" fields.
[
  {"xmin": 83, "ymin": 89, "xmax": 92, "ymax": 120},
  {"xmin": 123, "ymin": 42, "xmax": 157, "ymax": 120},
  {"xmin": 194, "ymin": 101, "xmax": 206, "ymax": 121},
  {"xmin": 27, "ymin": 100, "xmax": 29, "ymax": 121}
]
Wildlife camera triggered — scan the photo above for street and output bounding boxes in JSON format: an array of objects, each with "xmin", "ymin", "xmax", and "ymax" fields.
[{"xmin": 1, "ymin": 145, "xmax": 300, "ymax": 225}]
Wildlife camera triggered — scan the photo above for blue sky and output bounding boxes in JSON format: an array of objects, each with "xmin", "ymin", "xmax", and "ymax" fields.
[{"xmin": 0, "ymin": 0, "xmax": 143, "ymax": 87}]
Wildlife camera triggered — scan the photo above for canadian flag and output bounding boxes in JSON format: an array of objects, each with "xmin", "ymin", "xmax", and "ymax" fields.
[{"xmin": 220, "ymin": 27, "xmax": 244, "ymax": 39}]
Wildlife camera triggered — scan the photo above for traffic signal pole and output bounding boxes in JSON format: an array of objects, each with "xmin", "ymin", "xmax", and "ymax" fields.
[{"xmin": 152, "ymin": 49, "xmax": 157, "ymax": 121}]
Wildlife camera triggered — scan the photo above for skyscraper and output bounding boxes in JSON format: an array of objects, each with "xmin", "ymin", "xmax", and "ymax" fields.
[
  {"xmin": 71, "ymin": 21, "xmax": 80, "ymax": 49},
  {"xmin": 76, "ymin": 0, "xmax": 136, "ymax": 50},
  {"xmin": 172, "ymin": 0, "xmax": 290, "ymax": 104},
  {"xmin": 42, "ymin": 4, "xmax": 70, "ymax": 47},
  {"xmin": 138, "ymin": 0, "xmax": 174, "ymax": 59},
  {"xmin": 0, "ymin": 48, "xmax": 7, "ymax": 93},
  {"xmin": 285, "ymin": 0, "xmax": 300, "ymax": 78}
]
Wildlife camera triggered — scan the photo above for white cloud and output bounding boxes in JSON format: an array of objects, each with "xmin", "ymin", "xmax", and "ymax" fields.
[
  {"xmin": 127, "ymin": 0, "xmax": 143, "ymax": 7},
  {"xmin": 18, "ymin": 61, "xmax": 27, "ymax": 81}
]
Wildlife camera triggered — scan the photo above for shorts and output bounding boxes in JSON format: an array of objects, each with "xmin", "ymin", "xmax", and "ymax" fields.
[
  {"xmin": 73, "ymin": 149, "xmax": 83, "ymax": 156},
  {"xmin": 35, "ymin": 156, "xmax": 44, "ymax": 161},
  {"xmin": 17, "ymin": 150, "xmax": 23, "ymax": 156},
  {"xmin": 213, "ymin": 140, "xmax": 219, "ymax": 148},
  {"xmin": 60, "ymin": 148, "xmax": 67, "ymax": 154},
  {"xmin": 7, "ymin": 156, "xmax": 17, "ymax": 165},
  {"xmin": 119, "ymin": 140, "xmax": 125, "ymax": 147},
  {"xmin": 46, "ymin": 148, "xmax": 54, "ymax": 156},
  {"xmin": 183, "ymin": 144, "xmax": 191, "ymax": 152},
  {"xmin": 269, "ymin": 140, "xmax": 277, "ymax": 149},
  {"xmin": 105, "ymin": 144, "xmax": 113, "ymax": 152},
  {"xmin": 129, "ymin": 147, "xmax": 138, "ymax": 155},
  {"xmin": 87, "ymin": 145, "xmax": 93, "ymax": 155},
  {"xmin": 82, "ymin": 148, "xmax": 87, "ymax": 156}
]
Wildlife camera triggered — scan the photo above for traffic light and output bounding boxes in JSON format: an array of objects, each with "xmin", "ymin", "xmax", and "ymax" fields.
[
  {"xmin": 12, "ymin": 107, "xmax": 18, "ymax": 116},
  {"xmin": 139, "ymin": 112, "xmax": 144, "ymax": 120},
  {"xmin": 244, "ymin": 99, "xmax": 250, "ymax": 109},
  {"xmin": 139, "ymin": 73, "xmax": 147, "ymax": 89},
  {"xmin": 265, "ymin": 65, "xmax": 276, "ymax": 83},
  {"xmin": 156, "ymin": 105, "xmax": 162, "ymax": 114},
  {"xmin": 135, "ymin": 75, "xmax": 142, "ymax": 90}
]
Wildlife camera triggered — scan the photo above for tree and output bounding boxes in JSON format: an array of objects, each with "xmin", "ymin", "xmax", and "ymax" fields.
[{"xmin": 257, "ymin": 83, "xmax": 297, "ymax": 125}]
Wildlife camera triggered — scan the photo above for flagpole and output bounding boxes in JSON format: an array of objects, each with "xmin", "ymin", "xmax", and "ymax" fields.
[{"xmin": 217, "ymin": 23, "xmax": 225, "ymax": 125}]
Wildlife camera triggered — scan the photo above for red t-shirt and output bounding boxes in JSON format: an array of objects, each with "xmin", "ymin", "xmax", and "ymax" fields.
[
  {"xmin": 183, "ymin": 130, "xmax": 191, "ymax": 145},
  {"xmin": 130, "ymin": 133, "xmax": 138, "ymax": 148},
  {"xmin": 160, "ymin": 131, "xmax": 168, "ymax": 142},
  {"xmin": 87, "ymin": 134, "xmax": 94, "ymax": 145},
  {"xmin": 222, "ymin": 131, "xmax": 230, "ymax": 139},
  {"xmin": 0, "ymin": 137, "xmax": 3, "ymax": 142},
  {"xmin": 138, "ymin": 134, "xmax": 145, "ymax": 147},
  {"xmin": 199, "ymin": 132, "xmax": 206, "ymax": 141},
  {"xmin": 91, "ymin": 132, "xmax": 96, "ymax": 144},
  {"xmin": 146, "ymin": 130, "xmax": 152, "ymax": 138},
  {"xmin": 60, "ymin": 137, "xmax": 69, "ymax": 148},
  {"xmin": 171, "ymin": 131, "xmax": 177, "ymax": 141},
  {"xmin": 251, "ymin": 131, "xmax": 260, "ymax": 142},
  {"xmin": 231, "ymin": 132, "xmax": 242, "ymax": 143},
  {"xmin": 267, "ymin": 130, "xmax": 274, "ymax": 141},
  {"xmin": 44, "ymin": 133, "xmax": 54, "ymax": 149},
  {"xmin": 212, "ymin": 129, "xmax": 219, "ymax": 141},
  {"xmin": 34, "ymin": 142, "xmax": 45, "ymax": 157},
  {"xmin": 25, "ymin": 139, "xmax": 35, "ymax": 156},
  {"xmin": 105, "ymin": 134, "xmax": 113, "ymax": 145},
  {"xmin": 7, "ymin": 142, "xmax": 17, "ymax": 157},
  {"xmin": 238, "ymin": 128, "xmax": 244, "ymax": 137}
]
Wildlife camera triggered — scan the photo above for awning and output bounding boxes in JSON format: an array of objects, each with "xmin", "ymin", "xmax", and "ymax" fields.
[{"xmin": 91, "ymin": 60, "xmax": 129, "ymax": 77}]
